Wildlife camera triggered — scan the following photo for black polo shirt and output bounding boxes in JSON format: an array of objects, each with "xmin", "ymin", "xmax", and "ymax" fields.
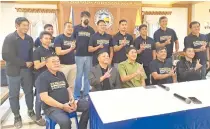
[
  {"xmin": 101, "ymin": 67, "xmax": 111, "ymax": 90},
  {"xmin": 134, "ymin": 36, "xmax": 155, "ymax": 66},
  {"xmin": 149, "ymin": 58, "xmax": 173, "ymax": 85},
  {"xmin": 184, "ymin": 33, "xmax": 209, "ymax": 65},
  {"xmin": 54, "ymin": 34, "xmax": 75, "ymax": 65},
  {"xmin": 38, "ymin": 70, "xmax": 69, "ymax": 110},
  {"xmin": 34, "ymin": 37, "xmax": 55, "ymax": 52},
  {"xmin": 72, "ymin": 24, "xmax": 95, "ymax": 56},
  {"xmin": 207, "ymin": 33, "xmax": 210, "ymax": 46},
  {"xmin": 112, "ymin": 32, "xmax": 133, "ymax": 63},
  {"xmin": 89, "ymin": 32, "xmax": 113, "ymax": 66},
  {"xmin": 33, "ymin": 46, "xmax": 54, "ymax": 78},
  {"xmin": 153, "ymin": 28, "xmax": 178, "ymax": 58}
]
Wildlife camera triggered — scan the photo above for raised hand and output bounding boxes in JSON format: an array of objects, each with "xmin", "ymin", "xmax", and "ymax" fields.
[
  {"xmin": 103, "ymin": 68, "xmax": 112, "ymax": 79},
  {"xmin": 195, "ymin": 59, "xmax": 202, "ymax": 70}
]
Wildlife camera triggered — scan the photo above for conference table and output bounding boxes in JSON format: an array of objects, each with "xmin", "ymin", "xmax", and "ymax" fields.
[{"xmin": 89, "ymin": 80, "xmax": 210, "ymax": 129}]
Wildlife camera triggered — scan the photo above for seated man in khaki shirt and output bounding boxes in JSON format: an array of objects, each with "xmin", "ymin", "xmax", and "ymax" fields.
[{"xmin": 118, "ymin": 47, "xmax": 147, "ymax": 88}]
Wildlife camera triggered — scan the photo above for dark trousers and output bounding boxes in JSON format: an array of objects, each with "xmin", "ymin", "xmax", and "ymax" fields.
[
  {"xmin": 44, "ymin": 99, "xmax": 89, "ymax": 129},
  {"xmin": 143, "ymin": 66, "xmax": 151, "ymax": 86},
  {"xmin": 35, "ymin": 74, "xmax": 42, "ymax": 120},
  {"xmin": 7, "ymin": 68, "xmax": 34, "ymax": 115}
]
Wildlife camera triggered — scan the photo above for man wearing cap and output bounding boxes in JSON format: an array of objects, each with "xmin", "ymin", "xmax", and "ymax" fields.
[
  {"xmin": 153, "ymin": 16, "xmax": 179, "ymax": 59},
  {"xmin": 88, "ymin": 20, "xmax": 113, "ymax": 66},
  {"xmin": 149, "ymin": 47, "xmax": 176, "ymax": 85},
  {"xmin": 113, "ymin": 20, "xmax": 133, "ymax": 68},
  {"xmin": 73, "ymin": 11, "xmax": 95, "ymax": 99},
  {"xmin": 184, "ymin": 21, "xmax": 209, "ymax": 79},
  {"xmin": 118, "ymin": 47, "xmax": 147, "ymax": 88},
  {"xmin": 134, "ymin": 24, "xmax": 156, "ymax": 86},
  {"xmin": 89, "ymin": 50, "xmax": 121, "ymax": 91}
]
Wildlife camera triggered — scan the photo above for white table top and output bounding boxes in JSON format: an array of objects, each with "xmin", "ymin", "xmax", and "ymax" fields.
[{"xmin": 89, "ymin": 79, "xmax": 210, "ymax": 124}]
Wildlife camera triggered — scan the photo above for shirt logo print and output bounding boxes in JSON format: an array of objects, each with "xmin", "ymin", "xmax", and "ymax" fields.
[
  {"xmin": 78, "ymin": 31, "xmax": 91, "ymax": 37},
  {"xmin": 119, "ymin": 40, "xmax": 130, "ymax": 45},
  {"xmin": 50, "ymin": 81, "xmax": 66, "ymax": 90},
  {"xmin": 41, "ymin": 57, "xmax": 46, "ymax": 62},
  {"xmin": 63, "ymin": 40, "xmax": 72, "ymax": 46},
  {"xmin": 144, "ymin": 44, "xmax": 151, "ymax": 49},
  {"xmin": 160, "ymin": 36, "xmax": 171, "ymax": 41},
  {"xmin": 193, "ymin": 41, "xmax": 204, "ymax": 47},
  {"xmin": 159, "ymin": 68, "xmax": 171, "ymax": 74},
  {"xmin": 97, "ymin": 40, "xmax": 109, "ymax": 45}
]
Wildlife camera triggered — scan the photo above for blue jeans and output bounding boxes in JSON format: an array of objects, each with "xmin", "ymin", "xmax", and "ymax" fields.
[
  {"xmin": 7, "ymin": 68, "xmax": 34, "ymax": 115},
  {"xmin": 201, "ymin": 64, "xmax": 207, "ymax": 79},
  {"xmin": 74, "ymin": 56, "xmax": 92, "ymax": 99}
]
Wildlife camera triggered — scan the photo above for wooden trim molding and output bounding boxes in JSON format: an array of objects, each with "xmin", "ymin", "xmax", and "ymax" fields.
[
  {"xmin": 15, "ymin": 8, "xmax": 57, "ymax": 13},
  {"xmin": 142, "ymin": 11, "xmax": 172, "ymax": 15},
  {"xmin": 67, "ymin": 1, "xmax": 142, "ymax": 7}
]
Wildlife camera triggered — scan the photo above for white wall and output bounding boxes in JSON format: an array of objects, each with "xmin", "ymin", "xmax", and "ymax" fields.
[
  {"xmin": 0, "ymin": 3, "xmax": 57, "ymax": 59},
  {"xmin": 142, "ymin": 7, "xmax": 188, "ymax": 51},
  {"xmin": 192, "ymin": 2, "xmax": 210, "ymax": 34}
]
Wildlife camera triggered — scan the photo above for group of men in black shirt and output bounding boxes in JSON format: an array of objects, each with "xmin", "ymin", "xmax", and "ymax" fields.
[{"xmin": 2, "ymin": 10, "xmax": 210, "ymax": 129}]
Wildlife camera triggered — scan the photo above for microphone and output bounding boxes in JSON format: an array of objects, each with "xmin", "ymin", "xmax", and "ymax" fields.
[
  {"xmin": 173, "ymin": 93, "xmax": 191, "ymax": 104},
  {"xmin": 157, "ymin": 84, "xmax": 170, "ymax": 91}
]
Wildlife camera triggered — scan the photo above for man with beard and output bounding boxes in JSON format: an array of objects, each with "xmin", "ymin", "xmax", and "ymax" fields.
[
  {"xmin": 34, "ymin": 24, "xmax": 55, "ymax": 52},
  {"xmin": 113, "ymin": 20, "xmax": 133, "ymax": 68},
  {"xmin": 2, "ymin": 17, "xmax": 35, "ymax": 128},
  {"xmin": 118, "ymin": 47, "xmax": 147, "ymax": 88},
  {"xmin": 73, "ymin": 11, "xmax": 95, "ymax": 100},
  {"xmin": 134, "ymin": 24, "xmax": 156, "ymax": 85},
  {"xmin": 54, "ymin": 22, "xmax": 76, "ymax": 94}
]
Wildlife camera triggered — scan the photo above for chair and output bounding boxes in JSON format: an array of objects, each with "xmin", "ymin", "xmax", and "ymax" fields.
[{"xmin": 45, "ymin": 111, "xmax": 79, "ymax": 129}]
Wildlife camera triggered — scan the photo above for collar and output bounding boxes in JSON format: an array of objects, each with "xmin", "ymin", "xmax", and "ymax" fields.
[
  {"xmin": 126, "ymin": 59, "xmax": 136, "ymax": 65},
  {"xmin": 40, "ymin": 45, "xmax": 49, "ymax": 50},
  {"xmin": 156, "ymin": 58, "xmax": 165, "ymax": 63},
  {"xmin": 118, "ymin": 31, "xmax": 127, "ymax": 37},
  {"xmin": 159, "ymin": 27, "xmax": 168, "ymax": 32},
  {"xmin": 97, "ymin": 32, "xmax": 106, "ymax": 36},
  {"xmin": 47, "ymin": 69, "xmax": 59, "ymax": 77},
  {"xmin": 79, "ymin": 24, "xmax": 89, "ymax": 29},
  {"xmin": 14, "ymin": 31, "xmax": 30, "ymax": 40},
  {"xmin": 189, "ymin": 33, "xmax": 201, "ymax": 38},
  {"xmin": 139, "ymin": 35, "xmax": 148, "ymax": 40}
]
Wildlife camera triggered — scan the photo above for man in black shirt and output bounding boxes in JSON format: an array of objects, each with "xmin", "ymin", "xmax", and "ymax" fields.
[
  {"xmin": 88, "ymin": 20, "xmax": 113, "ymax": 66},
  {"xmin": 184, "ymin": 21, "xmax": 209, "ymax": 79},
  {"xmin": 176, "ymin": 47, "xmax": 202, "ymax": 82},
  {"xmin": 73, "ymin": 11, "xmax": 95, "ymax": 100},
  {"xmin": 149, "ymin": 47, "xmax": 176, "ymax": 85},
  {"xmin": 34, "ymin": 24, "xmax": 55, "ymax": 51},
  {"xmin": 134, "ymin": 24, "xmax": 156, "ymax": 85},
  {"xmin": 154, "ymin": 16, "xmax": 179, "ymax": 58},
  {"xmin": 89, "ymin": 50, "xmax": 121, "ymax": 91},
  {"xmin": 33, "ymin": 31, "xmax": 54, "ymax": 125},
  {"xmin": 38, "ymin": 55, "xmax": 89, "ymax": 129},
  {"xmin": 113, "ymin": 19, "xmax": 133, "ymax": 67},
  {"xmin": 2, "ymin": 17, "xmax": 35, "ymax": 128}
]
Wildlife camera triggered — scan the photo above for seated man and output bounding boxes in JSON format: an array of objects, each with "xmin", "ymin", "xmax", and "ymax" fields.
[
  {"xmin": 37, "ymin": 55, "xmax": 89, "ymax": 129},
  {"xmin": 89, "ymin": 50, "xmax": 121, "ymax": 91},
  {"xmin": 118, "ymin": 47, "xmax": 147, "ymax": 88},
  {"xmin": 149, "ymin": 47, "xmax": 176, "ymax": 85},
  {"xmin": 176, "ymin": 47, "xmax": 202, "ymax": 82}
]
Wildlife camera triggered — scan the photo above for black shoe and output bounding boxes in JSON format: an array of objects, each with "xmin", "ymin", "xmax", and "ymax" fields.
[
  {"xmin": 36, "ymin": 117, "xmax": 46, "ymax": 126},
  {"xmin": 28, "ymin": 110, "xmax": 36, "ymax": 121},
  {"xmin": 14, "ymin": 116, "xmax": 22, "ymax": 129}
]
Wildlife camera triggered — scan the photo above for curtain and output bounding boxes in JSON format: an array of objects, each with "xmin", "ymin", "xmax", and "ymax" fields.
[
  {"xmin": 143, "ymin": 15, "xmax": 160, "ymax": 38},
  {"xmin": 24, "ymin": 13, "xmax": 58, "ymax": 40}
]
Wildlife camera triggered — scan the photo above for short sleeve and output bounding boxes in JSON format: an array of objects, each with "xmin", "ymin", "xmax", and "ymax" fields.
[
  {"xmin": 140, "ymin": 64, "xmax": 147, "ymax": 79},
  {"xmin": 37, "ymin": 75, "xmax": 49, "ymax": 93},
  {"xmin": 153, "ymin": 31, "xmax": 160, "ymax": 43},
  {"xmin": 149, "ymin": 61, "xmax": 157, "ymax": 73},
  {"xmin": 91, "ymin": 28, "xmax": 95, "ymax": 35},
  {"xmin": 72, "ymin": 26, "xmax": 77, "ymax": 40},
  {"xmin": 184, "ymin": 36, "xmax": 193, "ymax": 48},
  {"xmin": 34, "ymin": 38, "xmax": 41, "ymax": 48},
  {"xmin": 109, "ymin": 37, "xmax": 113, "ymax": 47},
  {"xmin": 133, "ymin": 38, "xmax": 139, "ymax": 49},
  {"xmin": 151, "ymin": 39, "xmax": 156, "ymax": 50},
  {"xmin": 54, "ymin": 36, "xmax": 62, "ymax": 47},
  {"xmin": 33, "ymin": 49, "xmax": 40, "ymax": 62},
  {"xmin": 89, "ymin": 35, "xmax": 95, "ymax": 47},
  {"xmin": 173, "ymin": 30, "xmax": 178, "ymax": 41},
  {"xmin": 118, "ymin": 63, "xmax": 127, "ymax": 77},
  {"xmin": 129, "ymin": 36, "xmax": 134, "ymax": 46}
]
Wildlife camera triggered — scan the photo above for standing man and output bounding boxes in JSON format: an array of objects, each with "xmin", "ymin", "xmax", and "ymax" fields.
[
  {"xmin": 184, "ymin": 21, "xmax": 209, "ymax": 79},
  {"xmin": 54, "ymin": 22, "xmax": 76, "ymax": 94},
  {"xmin": 38, "ymin": 55, "xmax": 89, "ymax": 129},
  {"xmin": 2, "ymin": 17, "xmax": 36, "ymax": 128},
  {"xmin": 153, "ymin": 16, "xmax": 179, "ymax": 59},
  {"xmin": 33, "ymin": 31, "xmax": 54, "ymax": 126},
  {"xmin": 113, "ymin": 20, "xmax": 133, "ymax": 68},
  {"xmin": 34, "ymin": 24, "xmax": 55, "ymax": 51},
  {"xmin": 149, "ymin": 47, "xmax": 176, "ymax": 85},
  {"xmin": 73, "ymin": 11, "xmax": 95, "ymax": 100},
  {"xmin": 88, "ymin": 20, "xmax": 113, "ymax": 66},
  {"xmin": 118, "ymin": 47, "xmax": 147, "ymax": 88},
  {"xmin": 134, "ymin": 24, "xmax": 156, "ymax": 85}
]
